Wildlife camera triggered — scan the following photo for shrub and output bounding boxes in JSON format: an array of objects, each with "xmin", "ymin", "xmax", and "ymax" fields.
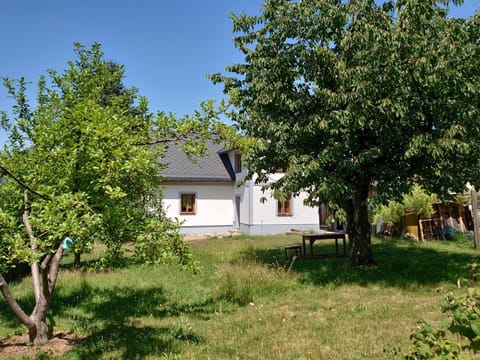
[
  {"xmin": 375, "ymin": 185, "xmax": 438, "ymax": 237},
  {"xmin": 400, "ymin": 266, "xmax": 480, "ymax": 359}
]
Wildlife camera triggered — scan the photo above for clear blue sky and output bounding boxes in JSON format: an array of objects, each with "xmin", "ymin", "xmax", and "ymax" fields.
[
  {"xmin": 0, "ymin": 1, "xmax": 264, "ymax": 118},
  {"xmin": 0, "ymin": 1, "xmax": 478, "ymax": 131}
]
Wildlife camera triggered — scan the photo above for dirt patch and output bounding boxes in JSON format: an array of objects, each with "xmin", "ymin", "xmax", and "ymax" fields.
[
  {"xmin": 184, "ymin": 230, "xmax": 243, "ymax": 242},
  {"xmin": 0, "ymin": 331, "xmax": 80, "ymax": 359}
]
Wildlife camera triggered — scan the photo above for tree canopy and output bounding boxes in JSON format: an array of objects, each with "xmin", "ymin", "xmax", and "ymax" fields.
[
  {"xmin": 0, "ymin": 43, "xmax": 220, "ymax": 345},
  {"xmin": 212, "ymin": 0, "xmax": 480, "ymax": 265}
]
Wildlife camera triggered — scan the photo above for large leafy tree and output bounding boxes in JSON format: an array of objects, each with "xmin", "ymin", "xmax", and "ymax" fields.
[
  {"xmin": 212, "ymin": 0, "xmax": 480, "ymax": 265},
  {"xmin": 0, "ymin": 43, "xmax": 218, "ymax": 344}
]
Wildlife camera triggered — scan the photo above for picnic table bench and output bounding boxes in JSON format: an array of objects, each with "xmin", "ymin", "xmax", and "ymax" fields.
[{"xmin": 284, "ymin": 243, "xmax": 302, "ymax": 259}]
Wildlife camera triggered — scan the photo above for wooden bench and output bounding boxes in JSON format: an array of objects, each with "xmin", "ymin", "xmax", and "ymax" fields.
[{"xmin": 284, "ymin": 244, "xmax": 302, "ymax": 259}]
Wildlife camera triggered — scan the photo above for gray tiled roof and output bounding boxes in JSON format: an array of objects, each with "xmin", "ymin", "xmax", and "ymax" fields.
[{"xmin": 161, "ymin": 141, "xmax": 235, "ymax": 182}]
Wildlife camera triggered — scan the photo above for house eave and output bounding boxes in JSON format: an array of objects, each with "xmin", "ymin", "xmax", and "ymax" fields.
[{"xmin": 164, "ymin": 177, "xmax": 235, "ymax": 183}]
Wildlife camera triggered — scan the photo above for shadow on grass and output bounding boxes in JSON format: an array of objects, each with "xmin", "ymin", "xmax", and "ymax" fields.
[
  {"xmin": 239, "ymin": 238, "xmax": 480, "ymax": 288},
  {"xmin": 63, "ymin": 282, "xmax": 219, "ymax": 359},
  {"xmin": 0, "ymin": 279, "xmax": 217, "ymax": 359}
]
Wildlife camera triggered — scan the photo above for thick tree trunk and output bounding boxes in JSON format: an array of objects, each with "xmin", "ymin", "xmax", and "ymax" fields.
[
  {"xmin": 29, "ymin": 316, "xmax": 49, "ymax": 345},
  {"xmin": 345, "ymin": 180, "xmax": 375, "ymax": 266}
]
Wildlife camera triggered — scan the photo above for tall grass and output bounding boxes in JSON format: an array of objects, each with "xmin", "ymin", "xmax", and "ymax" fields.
[{"xmin": 1, "ymin": 234, "xmax": 479, "ymax": 359}]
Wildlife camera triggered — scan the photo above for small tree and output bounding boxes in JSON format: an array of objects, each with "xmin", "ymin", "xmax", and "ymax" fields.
[
  {"xmin": 212, "ymin": 0, "xmax": 480, "ymax": 265},
  {"xmin": 0, "ymin": 43, "xmax": 221, "ymax": 345},
  {"xmin": 0, "ymin": 189, "xmax": 99, "ymax": 345}
]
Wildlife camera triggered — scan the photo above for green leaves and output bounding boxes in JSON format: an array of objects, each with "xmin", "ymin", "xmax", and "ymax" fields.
[
  {"xmin": 216, "ymin": 0, "xmax": 480, "ymax": 207},
  {"xmin": 0, "ymin": 43, "xmax": 212, "ymax": 274},
  {"xmin": 215, "ymin": 0, "xmax": 479, "ymax": 264}
]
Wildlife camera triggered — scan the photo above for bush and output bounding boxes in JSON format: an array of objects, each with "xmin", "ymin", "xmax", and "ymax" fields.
[
  {"xmin": 400, "ymin": 266, "xmax": 480, "ymax": 359},
  {"xmin": 375, "ymin": 185, "xmax": 438, "ymax": 237},
  {"xmin": 133, "ymin": 218, "xmax": 200, "ymax": 272}
]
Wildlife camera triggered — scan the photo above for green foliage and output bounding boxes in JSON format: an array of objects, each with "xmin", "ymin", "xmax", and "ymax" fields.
[
  {"xmin": 213, "ymin": 0, "xmax": 480, "ymax": 264},
  {"xmin": 0, "ymin": 43, "xmax": 224, "ymax": 342},
  {"xmin": 401, "ymin": 265, "xmax": 480, "ymax": 359},
  {"xmin": 133, "ymin": 217, "xmax": 200, "ymax": 272},
  {"xmin": 374, "ymin": 185, "xmax": 438, "ymax": 224},
  {"xmin": 444, "ymin": 288, "xmax": 480, "ymax": 351},
  {"xmin": 375, "ymin": 199, "xmax": 406, "ymax": 225},
  {"xmin": 214, "ymin": 0, "xmax": 480, "ymax": 200},
  {"xmin": 1, "ymin": 43, "xmax": 161, "ymax": 263},
  {"xmin": 401, "ymin": 320, "xmax": 464, "ymax": 360},
  {"xmin": 30, "ymin": 193, "xmax": 101, "ymax": 255},
  {"xmin": 403, "ymin": 186, "xmax": 439, "ymax": 219},
  {"xmin": 0, "ymin": 43, "xmax": 221, "ymax": 272},
  {"xmin": 0, "ymin": 210, "xmax": 30, "ymax": 273},
  {"xmin": 0, "ymin": 191, "xmax": 100, "ymax": 273}
]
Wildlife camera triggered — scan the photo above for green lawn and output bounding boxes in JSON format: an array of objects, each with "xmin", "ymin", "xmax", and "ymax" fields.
[{"xmin": 1, "ymin": 235, "xmax": 480, "ymax": 359}]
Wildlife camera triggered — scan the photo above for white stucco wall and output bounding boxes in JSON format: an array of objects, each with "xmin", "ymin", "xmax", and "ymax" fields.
[
  {"xmin": 162, "ymin": 182, "xmax": 234, "ymax": 232},
  {"xmin": 238, "ymin": 175, "xmax": 319, "ymax": 234},
  {"xmin": 162, "ymin": 152, "xmax": 319, "ymax": 235},
  {"xmin": 234, "ymin": 184, "xmax": 250, "ymax": 226},
  {"xmin": 225, "ymin": 151, "xmax": 319, "ymax": 233},
  {"xmin": 250, "ymin": 184, "xmax": 318, "ymax": 225}
]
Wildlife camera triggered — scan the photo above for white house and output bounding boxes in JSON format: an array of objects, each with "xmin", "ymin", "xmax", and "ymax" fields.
[{"xmin": 161, "ymin": 141, "xmax": 320, "ymax": 235}]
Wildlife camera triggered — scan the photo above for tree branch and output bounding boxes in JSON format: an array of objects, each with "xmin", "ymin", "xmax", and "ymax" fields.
[
  {"xmin": 47, "ymin": 243, "xmax": 64, "ymax": 296},
  {"xmin": 132, "ymin": 133, "xmax": 188, "ymax": 146},
  {"xmin": 22, "ymin": 192, "xmax": 41, "ymax": 304},
  {"xmin": 0, "ymin": 272, "xmax": 35, "ymax": 329},
  {"xmin": 40, "ymin": 254, "xmax": 52, "ymax": 302},
  {"xmin": 0, "ymin": 162, "xmax": 49, "ymax": 200}
]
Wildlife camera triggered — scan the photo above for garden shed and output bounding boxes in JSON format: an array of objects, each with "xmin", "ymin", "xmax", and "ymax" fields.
[{"xmin": 406, "ymin": 202, "xmax": 473, "ymax": 240}]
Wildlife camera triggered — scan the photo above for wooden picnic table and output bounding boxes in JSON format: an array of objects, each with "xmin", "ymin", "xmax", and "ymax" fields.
[{"xmin": 301, "ymin": 232, "xmax": 347, "ymax": 258}]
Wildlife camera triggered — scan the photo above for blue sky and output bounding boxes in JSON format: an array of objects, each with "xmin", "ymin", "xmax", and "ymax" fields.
[
  {"xmin": 0, "ymin": 1, "xmax": 263, "ymax": 119},
  {"xmin": 0, "ymin": 0, "xmax": 478, "ymax": 136}
]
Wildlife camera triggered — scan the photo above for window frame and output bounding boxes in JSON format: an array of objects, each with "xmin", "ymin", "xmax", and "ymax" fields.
[
  {"xmin": 180, "ymin": 193, "xmax": 196, "ymax": 215},
  {"xmin": 277, "ymin": 194, "xmax": 293, "ymax": 216}
]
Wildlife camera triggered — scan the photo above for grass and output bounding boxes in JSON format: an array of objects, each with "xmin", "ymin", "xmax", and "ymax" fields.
[{"xmin": 1, "ymin": 234, "xmax": 480, "ymax": 359}]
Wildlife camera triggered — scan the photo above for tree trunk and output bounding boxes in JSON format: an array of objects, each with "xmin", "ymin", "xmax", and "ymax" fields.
[
  {"xmin": 0, "ymin": 272, "xmax": 49, "ymax": 345},
  {"xmin": 345, "ymin": 180, "xmax": 375, "ymax": 266},
  {"xmin": 74, "ymin": 252, "xmax": 81, "ymax": 270},
  {"xmin": 472, "ymin": 188, "xmax": 480, "ymax": 249},
  {"xmin": 19, "ymin": 195, "xmax": 64, "ymax": 345},
  {"xmin": 29, "ymin": 317, "xmax": 49, "ymax": 345}
]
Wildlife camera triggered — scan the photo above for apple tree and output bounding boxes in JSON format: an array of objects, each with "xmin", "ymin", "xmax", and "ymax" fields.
[{"xmin": 0, "ymin": 43, "xmax": 219, "ymax": 344}]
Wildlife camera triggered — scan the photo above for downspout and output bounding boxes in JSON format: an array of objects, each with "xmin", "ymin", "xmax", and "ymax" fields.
[{"xmin": 249, "ymin": 180, "xmax": 254, "ymax": 234}]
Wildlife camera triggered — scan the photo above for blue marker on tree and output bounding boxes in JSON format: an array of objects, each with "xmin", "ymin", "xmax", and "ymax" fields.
[{"xmin": 62, "ymin": 237, "xmax": 73, "ymax": 251}]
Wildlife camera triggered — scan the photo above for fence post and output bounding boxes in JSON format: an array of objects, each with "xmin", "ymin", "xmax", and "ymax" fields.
[{"xmin": 472, "ymin": 187, "xmax": 480, "ymax": 249}]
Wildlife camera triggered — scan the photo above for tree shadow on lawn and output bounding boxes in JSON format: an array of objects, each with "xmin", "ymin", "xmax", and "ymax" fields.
[
  {"xmin": 239, "ymin": 239, "xmax": 480, "ymax": 288},
  {"xmin": 0, "ymin": 279, "xmax": 217, "ymax": 359},
  {"xmin": 65, "ymin": 284, "xmax": 214, "ymax": 359}
]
